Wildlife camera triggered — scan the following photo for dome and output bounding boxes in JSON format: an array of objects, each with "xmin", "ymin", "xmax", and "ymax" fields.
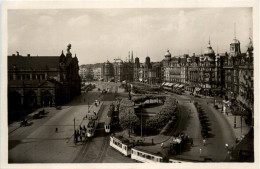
[
  {"xmin": 204, "ymin": 43, "xmax": 215, "ymax": 55},
  {"xmin": 105, "ymin": 60, "xmax": 110, "ymax": 65},
  {"xmin": 232, "ymin": 38, "xmax": 240, "ymax": 44},
  {"xmin": 164, "ymin": 50, "xmax": 171, "ymax": 58}
]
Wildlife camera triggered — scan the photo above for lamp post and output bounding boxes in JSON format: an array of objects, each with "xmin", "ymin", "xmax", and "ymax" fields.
[
  {"xmin": 128, "ymin": 110, "xmax": 131, "ymax": 138},
  {"xmin": 141, "ymin": 103, "xmax": 143, "ymax": 138}
]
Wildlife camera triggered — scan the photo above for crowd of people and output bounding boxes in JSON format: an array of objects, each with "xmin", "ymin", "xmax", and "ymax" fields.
[{"xmin": 74, "ymin": 125, "xmax": 87, "ymax": 143}]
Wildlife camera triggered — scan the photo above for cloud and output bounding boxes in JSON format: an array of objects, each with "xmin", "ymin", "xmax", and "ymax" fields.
[
  {"xmin": 37, "ymin": 15, "xmax": 54, "ymax": 26},
  {"xmin": 67, "ymin": 14, "xmax": 91, "ymax": 28}
]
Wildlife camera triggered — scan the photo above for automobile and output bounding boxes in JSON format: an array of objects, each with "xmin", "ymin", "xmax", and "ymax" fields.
[{"xmin": 33, "ymin": 113, "xmax": 40, "ymax": 119}]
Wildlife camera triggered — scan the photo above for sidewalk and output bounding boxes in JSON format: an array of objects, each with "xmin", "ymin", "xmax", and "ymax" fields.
[{"xmin": 208, "ymin": 99, "xmax": 250, "ymax": 141}]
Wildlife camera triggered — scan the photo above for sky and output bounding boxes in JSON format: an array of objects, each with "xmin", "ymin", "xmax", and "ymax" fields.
[{"xmin": 8, "ymin": 8, "xmax": 252, "ymax": 65}]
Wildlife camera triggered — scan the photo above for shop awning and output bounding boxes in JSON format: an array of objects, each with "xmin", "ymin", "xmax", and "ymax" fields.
[
  {"xmin": 168, "ymin": 83, "xmax": 174, "ymax": 87},
  {"xmin": 174, "ymin": 84, "xmax": 179, "ymax": 88},
  {"xmin": 164, "ymin": 82, "xmax": 170, "ymax": 86},
  {"xmin": 178, "ymin": 84, "xmax": 184, "ymax": 88},
  {"xmin": 162, "ymin": 82, "xmax": 166, "ymax": 86}
]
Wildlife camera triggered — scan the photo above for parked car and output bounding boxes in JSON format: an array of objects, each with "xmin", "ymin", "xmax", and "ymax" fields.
[{"xmin": 33, "ymin": 113, "xmax": 40, "ymax": 119}]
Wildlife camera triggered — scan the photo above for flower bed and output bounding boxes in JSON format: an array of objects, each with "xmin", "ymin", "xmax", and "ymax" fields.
[{"xmin": 146, "ymin": 97, "xmax": 177, "ymax": 130}]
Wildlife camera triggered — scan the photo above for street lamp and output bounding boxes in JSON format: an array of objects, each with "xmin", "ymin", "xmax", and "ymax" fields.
[
  {"xmin": 141, "ymin": 103, "xmax": 143, "ymax": 138},
  {"xmin": 128, "ymin": 110, "xmax": 131, "ymax": 138}
]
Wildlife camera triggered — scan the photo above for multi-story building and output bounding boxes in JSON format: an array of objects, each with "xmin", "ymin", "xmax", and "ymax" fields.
[
  {"xmin": 236, "ymin": 37, "xmax": 254, "ymax": 119},
  {"xmin": 79, "ymin": 67, "xmax": 87, "ymax": 79},
  {"xmin": 148, "ymin": 62, "xmax": 162, "ymax": 84},
  {"xmin": 101, "ymin": 60, "xmax": 114, "ymax": 82},
  {"xmin": 93, "ymin": 67, "xmax": 102, "ymax": 80},
  {"xmin": 223, "ymin": 35, "xmax": 254, "ymax": 120},
  {"xmin": 8, "ymin": 44, "xmax": 81, "ymax": 116}
]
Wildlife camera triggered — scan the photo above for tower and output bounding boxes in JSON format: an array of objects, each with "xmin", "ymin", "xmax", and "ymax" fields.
[
  {"xmin": 66, "ymin": 44, "xmax": 72, "ymax": 58},
  {"xmin": 230, "ymin": 23, "xmax": 241, "ymax": 57},
  {"xmin": 131, "ymin": 51, "xmax": 134, "ymax": 63}
]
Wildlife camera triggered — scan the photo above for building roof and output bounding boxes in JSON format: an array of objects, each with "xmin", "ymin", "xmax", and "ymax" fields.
[
  {"xmin": 231, "ymin": 38, "xmax": 240, "ymax": 44},
  {"xmin": 204, "ymin": 42, "xmax": 215, "ymax": 55},
  {"xmin": 164, "ymin": 50, "xmax": 171, "ymax": 58},
  {"xmin": 8, "ymin": 56, "xmax": 60, "ymax": 70}
]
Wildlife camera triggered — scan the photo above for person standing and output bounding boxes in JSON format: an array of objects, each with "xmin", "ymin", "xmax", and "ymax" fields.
[
  {"xmin": 225, "ymin": 144, "xmax": 229, "ymax": 151},
  {"xmin": 203, "ymin": 139, "xmax": 206, "ymax": 146}
]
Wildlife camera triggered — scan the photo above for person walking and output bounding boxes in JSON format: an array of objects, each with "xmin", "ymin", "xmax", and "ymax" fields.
[
  {"xmin": 203, "ymin": 139, "xmax": 206, "ymax": 146},
  {"xmin": 161, "ymin": 143, "xmax": 164, "ymax": 148},
  {"xmin": 191, "ymin": 139, "xmax": 194, "ymax": 147},
  {"xmin": 225, "ymin": 144, "xmax": 229, "ymax": 151}
]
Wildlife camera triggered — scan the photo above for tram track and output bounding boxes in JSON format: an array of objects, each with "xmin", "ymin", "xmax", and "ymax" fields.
[
  {"xmin": 94, "ymin": 134, "xmax": 110, "ymax": 163},
  {"xmin": 73, "ymin": 84, "xmax": 118, "ymax": 163}
]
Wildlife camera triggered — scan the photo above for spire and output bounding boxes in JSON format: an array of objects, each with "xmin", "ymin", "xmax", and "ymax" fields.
[
  {"xmin": 209, "ymin": 35, "xmax": 211, "ymax": 45},
  {"xmin": 131, "ymin": 51, "xmax": 134, "ymax": 63},
  {"xmin": 128, "ymin": 51, "xmax": 130, "ymax": 62},
  {"xmin": 234, "ymin": 22, "xmax": 236, "ymax": 39}
]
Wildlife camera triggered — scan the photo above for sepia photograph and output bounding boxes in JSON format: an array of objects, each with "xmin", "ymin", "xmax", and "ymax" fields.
[{"xmin": 1, "ymin": 1, "xmax": 259, "ymax": 168}]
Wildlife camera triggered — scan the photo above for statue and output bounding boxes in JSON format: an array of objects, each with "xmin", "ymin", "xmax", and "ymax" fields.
[{"xmin": 67, "ymin": 44, "xmax": 72, "ymax": 54}]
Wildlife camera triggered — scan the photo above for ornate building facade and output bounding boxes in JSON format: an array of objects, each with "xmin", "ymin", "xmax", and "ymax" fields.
[{"xmin": 8, "ymin": 44, "xmax": 81, "ymax": 115}]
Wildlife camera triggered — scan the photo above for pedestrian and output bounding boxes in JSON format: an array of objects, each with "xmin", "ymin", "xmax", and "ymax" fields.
[
  {"xmin": 55, "ymin": 127, "xmax": 58, "ymax": 133},
  {"xmin": 161, "ymin": 143, "xmax": 164, "ymax": 148},
  {"xmin": 80, "ymin": 133, "xmax": 82, "ymax": 142},
  {"xmin": 191, "ymin": 139, "xmax": 193, "ymax": 147},
  {"xmin": 225, "ymin": 144, "xmax": 229, "ymax": 150},
  {"xmin": 203, "ymin": 139, "xmax": 206, "ymax": 146}
]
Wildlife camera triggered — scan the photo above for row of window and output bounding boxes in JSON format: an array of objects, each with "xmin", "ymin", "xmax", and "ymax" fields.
[
  {"xmin": 132, "ymin": 150, "xmax": 162, "ymax": 162},
  {"xmin": 9, "ymin": 74, "xmax": 46, "ymax": 80},
  {"xmin": 112, "ymin": 139, "xmax": 123, "ymax": 148}
]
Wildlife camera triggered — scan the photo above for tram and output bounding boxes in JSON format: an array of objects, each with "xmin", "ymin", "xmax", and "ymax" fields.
[
  {"xmin": 110, "ymin": 135, "xmax": 133, "ymax": 156},
  {"xmin": 131, "ymin": 147, "xmax": 163, "ymax": 163},
  {"xmin": 86, "ymin": 111, "xmax": 98, "ymax": 137},
  {"xmin": 104, "ymin": 103, "xmax": 116, "ymax": 133},
  {"xmin": 104, "ymin": 110, "xmax": 113, "ymax": 133}
]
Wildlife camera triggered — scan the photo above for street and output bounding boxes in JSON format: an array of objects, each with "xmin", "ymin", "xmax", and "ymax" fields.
[
  {"xmin": 8, "ymin": 82, "xmax": 133, "ymax": 163},
  {"xmin": 8, "ymin": 83, "xmax": 238, "ymax": 163}
]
